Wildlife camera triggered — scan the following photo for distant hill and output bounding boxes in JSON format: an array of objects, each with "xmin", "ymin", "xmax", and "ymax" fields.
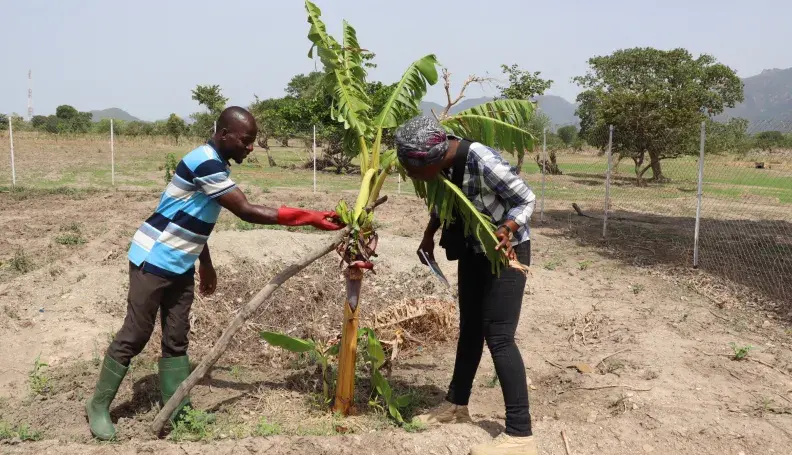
[
  {"xmin": 90, "ymin": 108, "xmax": 140, "ymax": 122},
  {"xmin": 420, "ymin": 95, "xmax": 579, "ymax": 129},
  {"xmin": 720, "ymin": 68, "xmax": 792, "ymax": 132}
]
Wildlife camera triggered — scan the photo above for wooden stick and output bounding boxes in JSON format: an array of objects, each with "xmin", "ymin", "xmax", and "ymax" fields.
[
  {"xmin": 707, "ymin": 308, "xmax": 732, "ymax": 323},
  {"xmin": 540, "ymin": 354, "xmax": 566, "ymax": 370},
  {"xmin": 561, "ymin": 385, "xmax": 653, "ymax": 394},
  {"xmin": 150, "ymin": 229, "xmax": 347, "ymax": 434},
  {"xmin": 750, "ymin": 358, "xmax": 791, "ymax": 378},
  {"xmin": 594, "ymin": 348, "xmax": 630, "ymax": 368},
  {"xmin": 561, "ymin": 430, "xmax": 572, "ymax": 455}
]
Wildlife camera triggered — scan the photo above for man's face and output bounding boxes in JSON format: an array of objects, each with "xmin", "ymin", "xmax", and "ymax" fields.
[
  {"xmin": 217, "ymin": 123, "xmax": 257, "ymax": 164},
  {"xmin": 403, "ymin": 161, "xmax": 444, "ymax": 182}
]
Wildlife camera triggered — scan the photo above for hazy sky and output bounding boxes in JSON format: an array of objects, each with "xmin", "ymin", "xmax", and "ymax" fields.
[{"xmin": 2, "ymin": 0, "xmax": 790, "ymax": 121}]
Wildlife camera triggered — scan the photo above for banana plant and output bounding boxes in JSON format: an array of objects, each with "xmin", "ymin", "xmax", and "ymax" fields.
[
  {"xmin": 304, "ymin": 0, "xmax": 536, "ymax": 415},
  {"xmin": 260, "ymin": 331, "xmax": 340, "ymax": 402}
]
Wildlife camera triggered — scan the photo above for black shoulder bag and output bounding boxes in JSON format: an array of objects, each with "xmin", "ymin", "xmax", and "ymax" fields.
[{"xmin": 438, "ymin": 139, "xmax": 472, "ymax": 261}]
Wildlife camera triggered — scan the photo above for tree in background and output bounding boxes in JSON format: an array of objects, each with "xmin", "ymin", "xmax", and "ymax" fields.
[
  {"xmin": 124, "ymin": 121, "xmax": 155, "ymax": 137},
  {"xmin": 92, "ymin": 118, "xmax": 126, "ymax": 135},
  {"xmin": 497, "ymin": 64, "xmax": 553, "ymax": 101},
  {"xmin": 496, "ymin": 64, "xmax": 553, "ymax": 172},
  {"xmin": 191, "ymin": 84, "xmax": 228, "ymax": 139},
  {"xmin": 166, "ymin": 114, "xmax": 187, "ymax": 144},
  {"xmin": 0, "ymin": 113, "xmax": 8, "ymax": 130},
  {"xmin": 705, "ymin": 118, "xmax": 751, "ymax": 155},
  {"xmin": 755, "ymin": 130, "xmax": 786, "ymax": 151},
  {"xmin": 575, "ymin": 47, "xmax": 744, "ymax": 185},
  {"xmin": 250, "ymin": 71, "xmax": 403, "ymax": 174},
  {"xmin": 53, "ymin": 104, "xmax": 92, "ymax": 134},
  {"xmin": 557, "ymin": 125, "xmax": 578, "ymax": 146}
]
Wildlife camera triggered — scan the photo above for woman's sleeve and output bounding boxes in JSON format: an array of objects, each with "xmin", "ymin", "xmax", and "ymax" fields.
[{"xmin": 479, "ymin": 154, "xmax": 536, "ymax": 228}]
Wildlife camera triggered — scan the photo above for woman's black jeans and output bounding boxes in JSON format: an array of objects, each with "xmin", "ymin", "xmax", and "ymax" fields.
[{"xmin": 446, "ymin": 241, "xmax": 532, "ymax": 437}]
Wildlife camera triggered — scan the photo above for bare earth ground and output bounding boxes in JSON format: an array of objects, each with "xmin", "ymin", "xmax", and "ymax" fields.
[{"xmin": 1, "ymin": 187, "xmax": 791, "ymax": 455}]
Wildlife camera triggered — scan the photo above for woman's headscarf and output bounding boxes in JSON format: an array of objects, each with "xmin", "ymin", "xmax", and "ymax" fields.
[{"xmin": 394, "ymin": 115, "xmax": 449, "ymax": 168}]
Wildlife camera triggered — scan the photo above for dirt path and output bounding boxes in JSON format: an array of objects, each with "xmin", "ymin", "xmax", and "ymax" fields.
[{"xmin": 1, "ymin": 189, "xmax": 790, "ymax": 454}]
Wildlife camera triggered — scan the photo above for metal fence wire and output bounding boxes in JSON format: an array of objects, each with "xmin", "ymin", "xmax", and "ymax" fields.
[
  {"xmin": 2, "ymin": 118, "xmax": 790, "ymax": 306},
  {"xmin": 533, "ymin": 120, "xmax": 792, "ymax": 306}
]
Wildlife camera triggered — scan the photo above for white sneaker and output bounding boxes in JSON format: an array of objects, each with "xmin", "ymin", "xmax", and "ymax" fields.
[
  {"xmin": 413, "ymin": 400, "xmax": 473, "ymax": 426},
  {"xmin": 470, "ymin": 434, "xmax": 538, "ymax": 455}
]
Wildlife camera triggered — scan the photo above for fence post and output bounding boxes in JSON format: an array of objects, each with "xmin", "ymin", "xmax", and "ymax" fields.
[
  {"xmin": 110, "ymin": 119, "xmax": 115, "ymax": 186},
  {"xmin": 397, "ymin": 173, "xmax": 401, "ymax": 195},
  {"xmin": 693, "ymin": 121, "xmax": 706, "ymax": 268},
  {"xmin": 540, "ymin": 128, "xmax": 547, "ymax": 223},
  {"xmin": 602, "ymin": 125, "xmax": 614, "ymax": 238},
  {"xmin": 312, "ymin": 125, "xmax": 317, "ymax": 193},
  {"xmin": 8, "ymin": 116, "xmax": 15, "ymax": 186}
]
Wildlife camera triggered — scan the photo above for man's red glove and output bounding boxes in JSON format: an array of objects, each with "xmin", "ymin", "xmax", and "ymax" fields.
[{"xmin": 277, "ymin": 206, "xmax": 345, "ymax": 231}]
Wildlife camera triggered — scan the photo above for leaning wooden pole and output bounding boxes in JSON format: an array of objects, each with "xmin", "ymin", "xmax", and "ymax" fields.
[
  {"xmin": 333, "ymin": 267, "xmax": 363, "ymax": 414},
  {"xmin": 150, "ymin": 229, "xmax": 348, "ymax": 434}
]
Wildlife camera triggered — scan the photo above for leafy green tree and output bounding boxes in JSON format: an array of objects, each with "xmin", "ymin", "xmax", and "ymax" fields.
[
  {"xmin": 495, "ymin": 64, "xmax": 552, "ymax": 172},
  {"xmin": 191, "ymin": 84, "xmax": 228, "ymax": 139},
  {"xmin": 124, "ymin": 121, "xmax": 155, "ymax": 137},
  {"xmin": 152, "ymin": 120, "xmax": 169, "ymax": 136},
  {"xmin": 10, "ymin": 114, "xmax": 30, "ymax": 132},
  {"xmin": 55, "ymin": 105, "xmax": 79, "ymax": 120},
  {"xmin": 574, "ymin": 48, "xmax": 743, "ymax": 185},
  {"xmin": 191, "ymin": 85, "xmax": 228, "ymax": 115},
  {"xmin": 166, "ymin": 114, "xmax": 187, "ymax": 144},
  {"xmin": 30, "ymin": 115, "xmax": 49, "ymax": 130},
  {"xmin": 705, "ymin": 118, "xmax": 750, "ymax": 155},
  {"xmin": 0, "ymin": 113, "xmax": 7, "ymax": 130},
  {"xmin": 497, "ymin": 64, "xmax": 553, "ymax": 100},
  {"xmin": 52, "ymin": 105, "xmax": 91, "ymax": 133},
  {"xmin": 285, "ymin": 72, "xmax": 325, "ymax": 99},
  {"xmin": 92, "ymin": 118, "xmax": 126, "ymax": 135},
  {"xmin": 557, "ymin": 125, "xmax": 578, "ymax": 146},
  {"xmin": 189, "ymin": 112, "xmax": 216, "ymax": 139},
  {"xmin": 755, "ymin": 130, "xmax": 785, "ymax": 151}
]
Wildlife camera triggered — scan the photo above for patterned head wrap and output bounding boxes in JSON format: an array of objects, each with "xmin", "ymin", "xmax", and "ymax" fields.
[{"xmin": 395, "ymin": 115, "xmax": 449, "ymax": 168}]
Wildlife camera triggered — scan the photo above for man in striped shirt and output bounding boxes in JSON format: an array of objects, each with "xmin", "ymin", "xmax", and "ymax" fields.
[{"xmin": 86, "ymin": 107, "xmax": 343, "ymax": 440}]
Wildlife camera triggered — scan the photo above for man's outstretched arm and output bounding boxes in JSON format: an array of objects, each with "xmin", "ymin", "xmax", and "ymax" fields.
[{"xmin": 217, "ymin": 188, "xmax": 343, "ymax": 230}]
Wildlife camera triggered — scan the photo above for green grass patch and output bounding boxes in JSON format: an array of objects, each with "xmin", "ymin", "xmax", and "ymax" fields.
[
  {"xmin": 55, "ymin": 223, "xmax": 87, "ymax": 246},
  {"xmin": 1, "ymin": 185, "xmax": 100, "ymax": 201},
  {"xmin": 7, "ymin": 248, "xmax": 33, "ymax": 274},
  {"xmin": 543, "ymin": 257, "xmax": 564, "ymax": 271},
  {"xmin": 254, "ymin": 417, "xmax": 281, "ymax": 437},
  {"xmin": 29, "ymin": 355, "xmax": 51, "ymax": 397},
  {"xmin": 0, "ymin": 421, "xmax": 43, "ymax": 442},
  {"xmin": 170, "ymin": 407, "xmax": 216, "ymax": 441}
]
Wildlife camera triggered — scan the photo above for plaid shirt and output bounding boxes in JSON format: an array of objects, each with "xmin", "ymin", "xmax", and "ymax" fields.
[{"xmin": 444, "ymin": 141, "xmax": 536, "ymax": 252}]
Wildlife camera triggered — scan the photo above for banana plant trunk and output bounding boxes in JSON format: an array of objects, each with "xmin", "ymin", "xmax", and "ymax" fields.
[{"xmin": 333, "ymin": 266, "xmax": 363, "ymax": 414}]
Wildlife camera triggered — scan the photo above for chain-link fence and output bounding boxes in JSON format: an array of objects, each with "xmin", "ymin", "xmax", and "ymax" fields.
[
  {"xmin": 2, "ymin": 118, "xmax": 790, "ymax": 304},
  {"xmin": 533, "ymin": 120, "xmax": 792, "ymax": 306}
]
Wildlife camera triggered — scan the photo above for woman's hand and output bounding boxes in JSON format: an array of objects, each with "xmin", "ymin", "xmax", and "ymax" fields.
[
  {"xmin": 495, "ymin": 225, "xmax": 516, "ymax": 260},
  {"xmin": 417, "ymin": 234, "xmax": 435, "ymax": 265}
]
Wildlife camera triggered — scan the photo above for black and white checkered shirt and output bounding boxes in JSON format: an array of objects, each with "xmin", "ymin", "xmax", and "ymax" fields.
[{"xmin": 445, "ymin": 141, "xmax": 536, "ymax": 252}]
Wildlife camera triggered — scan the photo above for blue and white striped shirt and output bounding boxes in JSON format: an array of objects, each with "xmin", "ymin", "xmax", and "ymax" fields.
[{"xmin": 128, "ymin": 142, "xmax": 236, "ymax": 277}]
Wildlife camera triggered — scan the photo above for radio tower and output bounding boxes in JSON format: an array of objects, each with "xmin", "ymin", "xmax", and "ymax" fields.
[{"xmin": 27, "ymin": 70, "xmax": 33, "ymax": 121}]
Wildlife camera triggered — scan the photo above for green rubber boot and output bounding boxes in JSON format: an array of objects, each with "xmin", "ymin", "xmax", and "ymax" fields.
[
  {"xmin": 85, "ymin": 356, "xmax": 128, "ymax": 440},
  {"xmin": 159, "ymin": 356, "xmax": 193, "ymax": 424}
]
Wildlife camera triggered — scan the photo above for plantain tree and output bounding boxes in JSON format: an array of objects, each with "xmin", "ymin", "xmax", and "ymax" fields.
[
  {"xmin": 303, "ymin": 0, "xmax": 536, "ymax": 414},
  {"xmin": 151, "ymin": 1, "xmax": 538, "ymax": 432}
]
